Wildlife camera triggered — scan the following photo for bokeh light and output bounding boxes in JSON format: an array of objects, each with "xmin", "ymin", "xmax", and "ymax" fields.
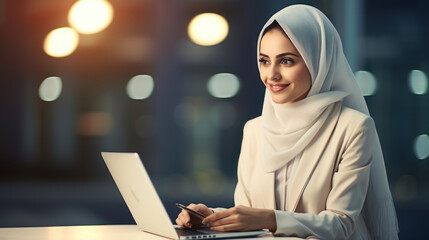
[
  {"xmin": 355, "ymin": 71, "xmax": 378, "ymax": 96},
  {"xmin": 207, "ymin": 73, "xmax": 240, "ymax": 98},
  {"xmin": 43, "ymin": 27, "xmax": 79, "ymax": 57},
  {"xmin": 408, "ymin": 70, "xmax": 428, "ymax": 95},
  {"xmin": 68, "ymin": 0, "xmax": 114, "ymax": 34},
  {"xmin": 188, "ymin": 13, "xmax": 229, "ymax": 46},
  {"xmin": 126, "ymin": 75, "xmax": 154, "ymax": 100},
  {"xmin": 414, "ymin": 134, "xmax": 429, "ymax": 160},
  {"xmin": 39, "ymin": 76, "xmax": 63, "ymax": 102}
]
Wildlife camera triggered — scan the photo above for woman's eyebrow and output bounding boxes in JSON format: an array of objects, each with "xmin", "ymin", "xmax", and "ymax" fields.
[{"xmin": 259, "ymin": 52, "xmax": 299, "ymax": 58}]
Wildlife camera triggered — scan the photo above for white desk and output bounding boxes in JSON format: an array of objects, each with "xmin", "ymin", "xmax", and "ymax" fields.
[{"xmin": 0, "ymin": 225, "xmax": 304, "ymax": 240}]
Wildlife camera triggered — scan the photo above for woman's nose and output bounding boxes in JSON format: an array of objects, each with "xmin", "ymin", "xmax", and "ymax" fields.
[{"xmin": 268, "ymin": 65, "xmax": 281, "ymax": 81}]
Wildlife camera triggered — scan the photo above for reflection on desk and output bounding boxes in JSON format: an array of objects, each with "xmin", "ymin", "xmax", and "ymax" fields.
[{"xmin": 0, "ymin": 225, "xmax": 304, "ymax": 240}]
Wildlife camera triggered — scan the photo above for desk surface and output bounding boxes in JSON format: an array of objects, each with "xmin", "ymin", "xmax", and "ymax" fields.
[{"xmin": 0, "ymin": 225, "xmax": 303, "ymax": 240}]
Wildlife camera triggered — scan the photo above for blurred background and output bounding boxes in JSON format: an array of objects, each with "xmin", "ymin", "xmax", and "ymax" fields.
[{"xmin": 0, "ymin": 0, "xmax": 428, "ymax": 238}]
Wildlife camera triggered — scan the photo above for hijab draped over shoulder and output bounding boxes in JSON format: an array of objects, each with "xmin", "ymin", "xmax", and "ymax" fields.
[{"xmin": 257, "ymin": 4, "xmax": 399, "ymax": 239}]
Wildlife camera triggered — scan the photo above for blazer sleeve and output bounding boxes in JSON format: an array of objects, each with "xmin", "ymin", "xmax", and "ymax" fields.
[
  {"xmin": 234, "ymin": 121, "xmax": 253, "ymax": 207},
  {"xmin": 274, "ymin": 116, "xmax": 375, "ymax": 239}
]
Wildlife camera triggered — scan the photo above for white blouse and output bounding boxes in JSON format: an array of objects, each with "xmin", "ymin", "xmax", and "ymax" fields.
[{"xmin": 274, "ymin": 153, "xmax": 301, "ymax": 211}]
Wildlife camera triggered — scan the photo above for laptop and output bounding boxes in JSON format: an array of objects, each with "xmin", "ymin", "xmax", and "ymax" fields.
[{"xmin": 101, "ymin": 152, "xmax": 269, "ymax": 240}]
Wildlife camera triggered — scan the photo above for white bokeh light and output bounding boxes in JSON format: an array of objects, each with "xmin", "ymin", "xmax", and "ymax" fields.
[
  {"xmin": 408, "ymin": 70, "xmax": 428, "ymax": 95},
  {"xmin": 188, "ymin": 13, "xmax": 229, "ymax": 46},
  {"xmin": 126, "ymin": 75, "xmax": 154, "ymax": 100},
  {"xmin": 355, "ymin": 71, "xmax": 378, "ymax": 96},
  {"xmin": 39, "ymin": 76, "xmax": 63, "ymax": 101},
  {"xmin": 68, "ymin": 0, "xmax": 114, "ymax": 34},
  {"xmin": 414, "ymin": 134, "xmax": 429, "ymax": 160},
  {"xmin": 207, "ymin": 73, "xmax": 240, "ymax": 98},
  {"xmin": 43, "ymin": 27, "xmax": 79, "ymax": 57}
]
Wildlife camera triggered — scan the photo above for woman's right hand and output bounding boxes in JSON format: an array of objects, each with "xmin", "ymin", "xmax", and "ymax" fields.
[{"xmin": 175, "ymin": 203, "xmax": 214, "ymax": 228}]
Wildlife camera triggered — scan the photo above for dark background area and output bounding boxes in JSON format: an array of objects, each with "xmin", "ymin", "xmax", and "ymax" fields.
[{"xmin": 0, "ymin": 0, "xmax": 428, "ymax": 239}]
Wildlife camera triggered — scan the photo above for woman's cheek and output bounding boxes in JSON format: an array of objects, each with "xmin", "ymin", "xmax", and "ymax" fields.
[{"xmin": 260, "ymin": 73, "xmax": 267, "ymax": 85}]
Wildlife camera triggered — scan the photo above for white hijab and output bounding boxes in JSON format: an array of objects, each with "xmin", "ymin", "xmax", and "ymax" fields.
[{"xmin": 257, "ymin": 4, "xmax": 399, "ymax": 239}]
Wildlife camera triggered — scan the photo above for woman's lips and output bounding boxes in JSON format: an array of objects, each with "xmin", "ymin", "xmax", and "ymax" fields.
[{"xmin": 269, "ymin": 83, "xmax": 290, "ymax": 93}]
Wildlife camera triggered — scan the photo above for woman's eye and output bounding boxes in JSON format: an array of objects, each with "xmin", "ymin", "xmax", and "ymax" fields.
[
  {"xmin": 258, "ymin": 58, "xmax": 269, "ymax": 65},
  {"xmin": 280, "ymin": 58, "xmax": 294, "ymax": 64}
]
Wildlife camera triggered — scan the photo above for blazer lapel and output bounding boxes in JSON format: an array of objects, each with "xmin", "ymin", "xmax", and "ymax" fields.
[{"xmin": 286, "ymin": 103, "xmax": 342, "ymax": 212}]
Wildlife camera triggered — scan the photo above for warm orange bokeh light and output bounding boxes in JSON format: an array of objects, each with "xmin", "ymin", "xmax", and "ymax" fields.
[
  {"xmin": 188, "ymin": 13, "xmax": 229, "ymax": 46},
  {"xmin": 68, "ymin": 0, "xmax": 114, "ymax": 34}
]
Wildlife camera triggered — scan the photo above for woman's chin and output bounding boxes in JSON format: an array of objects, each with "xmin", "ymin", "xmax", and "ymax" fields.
[
  {"xmin": 272, "ymin": 97, "xmax": 291, "ymax": 104},
  {"xmin": 270, "ymin": 94, "xmax": 292, "ymax": 104}
]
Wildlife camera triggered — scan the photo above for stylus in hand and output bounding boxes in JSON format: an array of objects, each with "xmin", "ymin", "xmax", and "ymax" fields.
[{"xmin": 176, "ymin": 203, "xmax": 206, "ymax": 220}]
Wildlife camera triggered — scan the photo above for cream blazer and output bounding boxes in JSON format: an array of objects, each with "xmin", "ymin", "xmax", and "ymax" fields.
[{"xmin": 234, "ymin": 102, "xmax": 375, "ymax": 240}]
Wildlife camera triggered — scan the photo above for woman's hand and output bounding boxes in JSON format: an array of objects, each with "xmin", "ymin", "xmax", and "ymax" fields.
[
  {"xmin": 175, "ymin": 203, "xmax": 214, "ymax": 228},
  {"xmin": 202, "ymin": 205, "xmax": 277, "ymax": 232}
]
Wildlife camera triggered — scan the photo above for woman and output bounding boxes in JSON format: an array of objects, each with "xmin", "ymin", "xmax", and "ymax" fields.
[{"xmin": 176, "ymin": 4, "xmax": 399, "ymax": 239}]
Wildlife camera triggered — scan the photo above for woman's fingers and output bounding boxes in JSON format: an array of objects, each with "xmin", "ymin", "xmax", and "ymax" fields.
[
  {"xmin": 195, "ymin": 203, "xmax": 214, "ymax": 216},
  {"xmin": 176, "ymin": 203, "xmax": 214, "ymax": 229},
  {"xmin": 178, "ymin": 210, "xmax": 192, "ymax": 228},
  {"xmin": 206, "ymin": 214, "xmax": 238, "ymax": 227},
  {"xmin": 176, "ymin": 215, "xmax": 192, "ymax": 228},
  {"xmin": 202, "ymin": 205, "xmax": 268, "ymax": 232},
  {"xmin": 203, "ymin": 207, "xmax": 237, "ymax": 224},
  {"xmin": 179, "ymin": 210, "xmax": 190, "ymax": 223},
  {"xmin": 186, "ymin": 203, "xmax": 214, "ymax": 217},
  {"xmin": 198, "ymin": 206, "xmax": 274, "ymax": 232},
  {"xmin": 175, "ymin": 217, "xmax": 184, "ymax": 226}
]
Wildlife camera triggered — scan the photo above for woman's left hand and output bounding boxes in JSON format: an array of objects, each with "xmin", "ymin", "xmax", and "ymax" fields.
[{"xmin": 202, "ymin": 205, "xmax": 277, "ymax": 232}]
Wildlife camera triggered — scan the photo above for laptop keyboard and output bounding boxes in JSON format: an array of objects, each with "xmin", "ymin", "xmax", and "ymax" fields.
[
  {"xmin": 176, "ymin": 227, "xmax": 217, "ymax": 239},
  {"xmin": 176, "ymin": 228, "xmax": 206, "ymax": 236}
]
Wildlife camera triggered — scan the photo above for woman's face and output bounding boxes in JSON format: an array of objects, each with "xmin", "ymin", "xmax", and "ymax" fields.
[{"xmin": 259, "ymin": 27, "xmax": 312, "ymax": 104}]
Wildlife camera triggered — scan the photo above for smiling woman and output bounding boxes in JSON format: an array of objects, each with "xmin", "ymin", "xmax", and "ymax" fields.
[
  {"xmin": 175, "ymin": 4, "xmax": 399, "ymax": 240},
  {"xmin": 258, "ymin": 21, "xmax": 311, "ymax": 104}
]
